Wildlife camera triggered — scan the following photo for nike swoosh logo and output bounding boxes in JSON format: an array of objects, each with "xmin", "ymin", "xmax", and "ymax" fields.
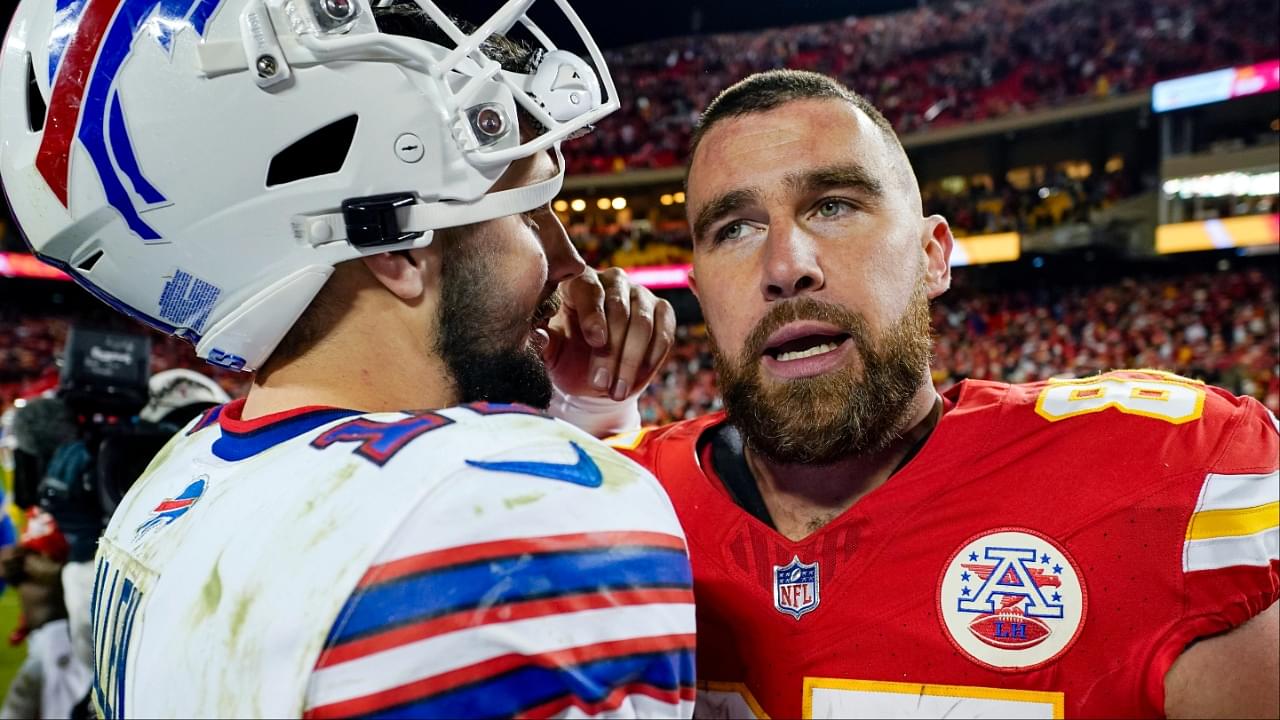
[{"xmin": 466, "ymin": 441, "xmax": 603, "ymax": 488}]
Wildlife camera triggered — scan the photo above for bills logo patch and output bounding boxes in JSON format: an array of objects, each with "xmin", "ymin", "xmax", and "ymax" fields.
[
  {"xmin": 773, "ymin": 555, "xmax": 819, "ymax": 619},
  {"xmin": 937, "ymin": 528, "xmax": 1086, "ymax": 671},
  {"xmin": 135, "ymin": 476, "xmax": 206, "ymax": 539}
]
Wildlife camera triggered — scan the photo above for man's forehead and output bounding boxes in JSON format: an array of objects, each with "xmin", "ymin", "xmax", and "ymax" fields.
[{"xmin": 689, "ymin": 99, "xmax": 887, "ymax": 199}]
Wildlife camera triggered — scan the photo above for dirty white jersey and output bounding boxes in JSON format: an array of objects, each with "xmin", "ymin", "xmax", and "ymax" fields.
[{"xmin": 91, "ymin": 399, "xmax": 695, "ymax": 719}]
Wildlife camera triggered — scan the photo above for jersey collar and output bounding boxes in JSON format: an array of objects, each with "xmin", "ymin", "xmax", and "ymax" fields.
[{"xmin": 210, "ymin": 398, "xmax": 362, "ymax": 462}]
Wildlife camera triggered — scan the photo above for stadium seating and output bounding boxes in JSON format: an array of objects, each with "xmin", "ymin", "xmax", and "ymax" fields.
[
  {"xmin": 637, "ymin": 268, "xmax": 1279, "ymax": 424},
  {"xmin": 564, "ymin": 0, "xmax": 1278, "ymax": 174}
]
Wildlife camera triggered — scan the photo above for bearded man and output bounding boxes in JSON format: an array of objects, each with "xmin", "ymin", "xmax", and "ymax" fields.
[{"xmin": 609, "ymin": 70, "xmax": 1279, "ymax": 719}]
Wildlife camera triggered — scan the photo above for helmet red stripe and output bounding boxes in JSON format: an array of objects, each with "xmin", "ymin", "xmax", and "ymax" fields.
[{"xmin": 35, "ymin": 0, "xmax": 125, "ymax": 206}]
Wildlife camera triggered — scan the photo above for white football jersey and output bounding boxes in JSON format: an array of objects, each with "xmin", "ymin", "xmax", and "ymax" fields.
[{"xmin": 91, "ymin": 400, "xmax": 694, "ymax": 718}]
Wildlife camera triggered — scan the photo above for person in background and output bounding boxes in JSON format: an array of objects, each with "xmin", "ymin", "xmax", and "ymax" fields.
[{"xmin": 0, "ymin": 508, "xmax": 92, "ymax": 720}]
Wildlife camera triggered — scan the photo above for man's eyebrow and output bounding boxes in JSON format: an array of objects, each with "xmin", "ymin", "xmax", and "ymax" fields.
[
  {"xmin": 692, "ymin": 188, "xmax": 762, "ymax": 243},
  {"xmin": 786, "ymin": 163, "xmax": 884, "ymax": 199}
]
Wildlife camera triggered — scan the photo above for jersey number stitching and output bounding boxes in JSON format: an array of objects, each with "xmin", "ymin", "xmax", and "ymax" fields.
[{"xmin": 1035, "ymin": 372, "xmax": 1206, "ymax": 425}]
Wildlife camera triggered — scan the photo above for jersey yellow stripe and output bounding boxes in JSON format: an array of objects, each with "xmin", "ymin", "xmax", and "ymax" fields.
[{"xmin": 1186, "ymin": 501, "xmax": 1280, "ymax": 540}]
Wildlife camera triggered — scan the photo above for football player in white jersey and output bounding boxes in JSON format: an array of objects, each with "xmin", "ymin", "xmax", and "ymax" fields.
[{"xmin": 0, "ymin": 0, "xmax": 693, "ymax": 717}]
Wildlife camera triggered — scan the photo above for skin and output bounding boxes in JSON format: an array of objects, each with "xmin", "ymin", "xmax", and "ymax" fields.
[
  {"xmin": 244, "ymin": 148, "xmax": 673, "ymax": 418},
  {"xmin": 686, "ymin": 96, "xmax": 1278, "ymax": 718},
  {"xmin": 687, "ymin": 98, "xmax": 952, "ymax": 543}
]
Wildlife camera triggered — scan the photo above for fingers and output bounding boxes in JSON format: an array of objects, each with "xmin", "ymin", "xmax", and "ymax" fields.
[
  {"xmin": 592, "ymin": 271, "xmax": 631, "ymax": 395},
  {"xmin": 645, "ymin": 299, "xmax": 676, "ymax": 372},
  {"xmin": 561, "ymin": 268, "xmax": 608, "ymax": 348},
  {"xmin": 611, "ymin": 285, "xmax": 655, "ymax": 400}
]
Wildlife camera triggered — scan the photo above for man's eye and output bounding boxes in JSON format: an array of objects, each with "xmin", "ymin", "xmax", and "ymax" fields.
[
  {"xmin": 523, "ymin": 211, "xmax": 542, "ymax": 231},
  {"xmin": 816, "ymin": 199, "xmax": 853, "ymax": 218},
  {"xmin": 717, "ymin": 222, "xmax": 746, "ymax": 242}
]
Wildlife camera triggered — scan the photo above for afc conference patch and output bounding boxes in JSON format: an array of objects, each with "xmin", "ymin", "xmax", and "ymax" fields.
[
  {"xmin": 773, "ymin": 555, "xmax": 820, "ymax": 619},
  {"xmin": 937, "ymin": 527, "xmax": 1087, "ymax": 671}
]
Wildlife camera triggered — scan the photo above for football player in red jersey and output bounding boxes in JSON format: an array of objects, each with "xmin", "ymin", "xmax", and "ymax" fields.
[{"xmin": 607, "ymin": 70, "xmax": 1279, "ymax": 719}]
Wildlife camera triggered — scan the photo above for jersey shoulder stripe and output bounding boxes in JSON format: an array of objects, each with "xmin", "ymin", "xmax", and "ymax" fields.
[
  {"xmin": 375, "ymin": 645, "xmax": 695, "ymax": 719},
  {"xmin": 305, "ymin": 634, "xmax": 695, "ymax": 719},
  {"xmin": 1184, "ymin": 470, "xmax": 1280, "ymax": 572},
  {"xmin": 323, "ymin": 532, "xmax": 692, "ymax": 647}
]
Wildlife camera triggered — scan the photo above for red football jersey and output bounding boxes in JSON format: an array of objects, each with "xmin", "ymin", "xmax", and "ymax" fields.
[{"xmin": 609, "ymin": 371, "xmax": 1279, "ymax": 718}]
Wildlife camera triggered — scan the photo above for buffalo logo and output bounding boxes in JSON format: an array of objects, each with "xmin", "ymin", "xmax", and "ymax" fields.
[
  {"xmin": 937, "ymin": 528, "xmax": 1087, "ymax": 671},
  {"xmin": 135, "ymin": 476, "xmax": 206, "ymax": 539},
  {"xmin": 37, "ymin": 0, "xmax": 225, "ymax": 241},
  {"xmin": 773, "ymin": 555, "xmax": 819, "ymax": 619}
]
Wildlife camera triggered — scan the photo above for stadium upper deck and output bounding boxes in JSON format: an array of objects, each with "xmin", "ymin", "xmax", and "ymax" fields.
[{"xmin": 564, "ymin": 0, "xmax": 1279, "ymax": 174}]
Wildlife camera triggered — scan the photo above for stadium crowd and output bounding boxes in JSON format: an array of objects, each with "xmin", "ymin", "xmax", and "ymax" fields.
[
  {"xmin": 571, "ymin": 165, "xmax": 1148, "ymax": 269},
  {"xmin": 566, "ymin": 0, "xmax": 1278, "ymax": 173},
  {"xmin": 637, "ymin": 268, "xmax": 1280, "ymax": 423},
  {"xmin": 4, "ymin": 269, "xmax": 1275, "ymax": 425}
]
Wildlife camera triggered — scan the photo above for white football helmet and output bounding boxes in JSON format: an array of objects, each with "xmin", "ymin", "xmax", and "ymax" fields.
[{"xmin": 0, "ymin": 0, "xmax": 616, "ymax": 371}]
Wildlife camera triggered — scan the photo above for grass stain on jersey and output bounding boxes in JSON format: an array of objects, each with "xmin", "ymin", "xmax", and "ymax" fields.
[
  {"xmin": 503, "ymin": 493, "xmax": 545, "ymax": 510},
  {"xmin": 198, "ymin": 559, "xmax": 223, "ymax": 621},
  {"xmin": 227, "ymin": 593, "xmax": 252, "ymax": 648},
  {"xmin": 300, "ymin": 462, "xmax": 359, "ymax": 518},
  {"xmin": 598, "ymin": 454, "xmax": 640, "ymax": 492}
]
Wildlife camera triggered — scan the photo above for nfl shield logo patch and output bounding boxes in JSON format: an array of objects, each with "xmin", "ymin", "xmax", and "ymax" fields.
[{"xmin": 773, "ymin": 555, "xmax": 820, "ymax": 619}]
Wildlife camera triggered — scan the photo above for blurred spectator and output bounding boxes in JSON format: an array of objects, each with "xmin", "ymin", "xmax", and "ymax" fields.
[
  {"xmin": 634, "ymin": 268, "xmax": 1279, "ymax": 422},
  {"xmin": 571, "ymin": 228, "xmax": 693, "ymax": 269},
  {"xmin": 0, "ymin": 509, "xmax": 92, "ymax": 720},
  {"xmin": 2, "ymin": 270, "xmax": 1276, "ymax": 425},
  {"xmin": 569, "ymin": 164, "xmax": 1155, "ymax": 267},
  {"xmin": 565, "ymin": 0, "xmax": 1278, "ymax": 173}
]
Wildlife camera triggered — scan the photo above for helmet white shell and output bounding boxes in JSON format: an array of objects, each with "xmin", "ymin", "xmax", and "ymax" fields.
[{"xmin": 0, "ymin": 0, "xmax": 617, "ymax": 371}]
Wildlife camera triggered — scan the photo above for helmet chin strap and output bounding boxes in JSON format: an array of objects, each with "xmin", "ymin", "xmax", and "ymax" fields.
[{"xmin": 296, "ymin": 146, "xmax": 567, "ymax": 249}]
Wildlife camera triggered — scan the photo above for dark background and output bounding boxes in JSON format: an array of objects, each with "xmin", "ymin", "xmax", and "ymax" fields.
[
  {"xmin": 0, "ymin": 1, "xmax": 923, "ymax": 50},
  {"xmin": 576, "ymin": 0, "xmax": 921, "ymax": 48}
]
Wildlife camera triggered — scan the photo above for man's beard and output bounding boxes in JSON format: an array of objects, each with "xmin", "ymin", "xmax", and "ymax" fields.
[
  {"xmin": 712, "ymin": 286, "xmax": 934, "ymax": 465},
  {"xmin": 435, "ymin": 233, "xmax": 561, "ymax": 408}
]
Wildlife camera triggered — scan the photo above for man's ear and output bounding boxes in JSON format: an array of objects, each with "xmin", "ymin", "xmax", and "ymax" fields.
[
  {"xmin": 360, "ymin": 245, "xmax": 436, "ymax": 301},
  {"xmin": 687, "ymin": 266, "xmax": 700, "ymax": 301},
  {"xmin": 922, "ymin": 215, "xmax": 954, "ymax": 299}
]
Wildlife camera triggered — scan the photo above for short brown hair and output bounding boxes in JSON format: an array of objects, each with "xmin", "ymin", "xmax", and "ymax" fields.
[{"xmin": 690, "ymin": 70, "xmax": 901, "ymax": 160}]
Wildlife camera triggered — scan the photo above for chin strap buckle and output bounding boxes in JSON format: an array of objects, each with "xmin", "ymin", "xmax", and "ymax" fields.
[{"xmin": 341, "ymin": 193, "xmax": 424, "ymax": 248}]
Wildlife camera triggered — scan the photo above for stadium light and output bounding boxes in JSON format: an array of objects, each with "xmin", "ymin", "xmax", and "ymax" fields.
[
  {"xmin": 553, "ymin": 200, "xmax": 569, "ymax": 213},
  {"xmin": 1162, "ymin": 172, "xmax": 1280, "ymax": 199},
  {"xmin": 612, "ymin": 197, "xmax": 627, "ymax": 210},
  {"xmin": 660, "ymin": 194, "xmax": 674, "ymax": 206},
  {"xmin": 674, "ymin": 191, "xmax": 686, "ymax": 204},
  {"xmin": 596, "ymin": 198, "xmax": 612, "ymax": 210},
  {"xmin": 570, "ymin": 199, "xmax": 587, "ymax": 212}
]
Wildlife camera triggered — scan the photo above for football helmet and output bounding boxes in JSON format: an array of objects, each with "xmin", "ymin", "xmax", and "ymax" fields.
[{"xmin": 0, "ymin": 0, "xmax": 616, "ymax": 371}]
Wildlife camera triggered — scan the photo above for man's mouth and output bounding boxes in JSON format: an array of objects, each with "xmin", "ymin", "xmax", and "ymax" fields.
[
  {"xmin": 762, "ymin": 322, "xmax": 852, "ymax": 361},
  {"xmin": 759, "ymin": 322, "xmax": 854, "ymax": 378}
]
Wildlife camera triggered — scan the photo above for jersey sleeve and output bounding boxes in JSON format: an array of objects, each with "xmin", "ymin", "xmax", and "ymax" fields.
[
  {"xmin": 302, "ymin": 434, "xmax": 695, "ymax": 719},
  {"xmin": 1147, "ymin": 392, "xmax": 1279, "ymax": 709}
]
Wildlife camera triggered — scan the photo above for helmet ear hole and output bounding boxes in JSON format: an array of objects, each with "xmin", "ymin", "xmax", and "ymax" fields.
[
  {"xmin": 26, "ymin": 53, "xmax": 47, "ymax": 133},
  {"xmin": 76, "ymin": 249, "xmax": 104, "ymax": 272},
  {"xmin": 266, "ymin": 115, "xmax": 360, "ymax": 187}
]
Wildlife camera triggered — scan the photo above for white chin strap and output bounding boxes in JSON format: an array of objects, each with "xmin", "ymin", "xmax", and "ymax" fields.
[{"xmin": 296, "ymin": 146, "xmax": 566, "ymax": 249}]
